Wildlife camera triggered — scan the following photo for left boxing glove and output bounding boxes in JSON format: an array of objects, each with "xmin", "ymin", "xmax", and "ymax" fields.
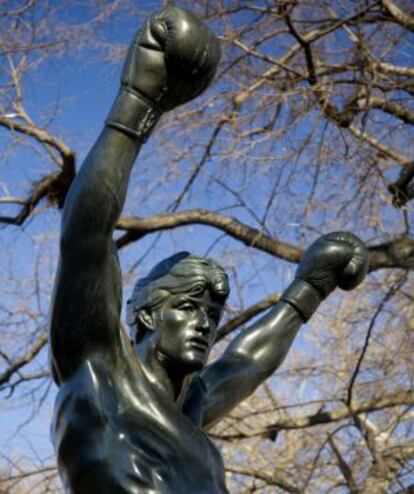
[{"xmin": 281, "ymin": 232, "xmax": 369, "ymax": 321}]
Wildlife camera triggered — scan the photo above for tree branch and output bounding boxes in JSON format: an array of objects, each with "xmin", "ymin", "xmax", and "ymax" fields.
[
  {"xmin": 388, "ymin": 161, "xmax": 414, "ymax": 207},
  {"xmin": 116, "ymin": 210, "xmax": 303, "ymax": 261},
  {"xmin": 116, "ymin": 210, "xmax": 414, "ymax": 271},
  {"xmin": 346, "ymin": 273, "xmax": 406, "ymax": 406},
  {"xmin": 225, "ymin": 465, "xmax": 300, "ymax": 493},
  {"xmin": 328, "ymin": 436, "xmax": 359, "ymax": 493},
  {"xmin": 380, "ymin": 0, "xmax": 414, "ymax": 31},
  {"xmin": 0, "ymin": 116, "xmax": 74, "ymax": 163},
  {"xmin": 0, "ymin": 115, "xmax": 76, "ymax": 224},
  {"xmin": 0, "ymin": 333, "xmax": 47, "ymax": 388},
  {"xmin": 369, "ymin": 236, "xmax": 414, "ymax": 270},
  {"xmin": 214, "ymin": 389, "xmax": 414, "ymax": 439},
  {"xmin": 0, "ymin": 168, "xmax": 75, "ymax": 225},
  {"xmin": 355, "ymin": 96, "xmax": 414, "ymax": 126}
]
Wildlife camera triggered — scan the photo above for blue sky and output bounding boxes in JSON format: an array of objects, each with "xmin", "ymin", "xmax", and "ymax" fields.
[{"xmin": 1, "ymin": 1, "xmax": 413, "ymax": 490}]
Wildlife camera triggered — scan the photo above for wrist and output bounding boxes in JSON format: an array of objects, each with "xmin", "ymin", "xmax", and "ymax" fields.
[
  {"xmin": 105, "ymin": 87, "xmax": 163, "ymax": 142},
  {"xmin": 280, "ymin": 279, "xmax": 323, "ymax": 322}
]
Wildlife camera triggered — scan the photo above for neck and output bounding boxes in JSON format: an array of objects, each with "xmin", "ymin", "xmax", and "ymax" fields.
[{"xmin": 135, "ymin": 336, "xmax": 191, "ymax": 402}]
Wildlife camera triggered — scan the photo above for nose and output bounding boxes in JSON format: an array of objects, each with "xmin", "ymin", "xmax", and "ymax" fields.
[{"xmin": 195, "ymin": 308, "xmax": 210, "ymax": 335}]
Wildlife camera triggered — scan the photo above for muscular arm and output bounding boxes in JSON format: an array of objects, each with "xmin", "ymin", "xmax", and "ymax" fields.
[
  {"xmin": 49, "ymin": 7, "xmax": 221, "ymax": 384},
  {"xmin": 199, "ymin": 233, "xmax": 369, "ymax": 429},
  {"xmin": 50, "ymin": 128, "xmax": 141, "ymax": 383},
  {"xmin": 198, "ymin": 298, "xmax": 304, "ymax": 428}
]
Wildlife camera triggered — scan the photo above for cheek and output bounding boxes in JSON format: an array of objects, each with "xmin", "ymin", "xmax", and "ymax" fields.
[
  {"xmin": 161, "ymin": 309, "xmax": 194, "ymax": 328},
  {"xmin": 158, "ymin": 312, "xmax": 191, "ymax": 344}
]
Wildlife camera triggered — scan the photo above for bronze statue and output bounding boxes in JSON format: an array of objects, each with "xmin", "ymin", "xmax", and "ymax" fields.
[{"xmin": 49, "ymin": 7, "xmax": 369, "ymax": 493}]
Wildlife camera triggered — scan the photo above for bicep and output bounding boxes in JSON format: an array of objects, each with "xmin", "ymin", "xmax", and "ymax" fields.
[
  {"xmin": 49, "ymin": 238, "xmax": 122, "ymax": 383},
  {"xmin": 199, "ymin": 351, "xmax": 265, "ymax": 430},
  {"xmin": 199, "ymin": 305, "xmax": 303, "ymax": 428}
]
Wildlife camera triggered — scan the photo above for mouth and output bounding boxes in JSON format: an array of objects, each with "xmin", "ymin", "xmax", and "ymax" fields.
[{"xmin": 186, "ymin": 336, "xmax": 209, "ymax": 352}]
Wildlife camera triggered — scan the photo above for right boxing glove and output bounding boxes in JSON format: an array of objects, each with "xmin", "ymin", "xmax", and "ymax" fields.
[{"xmin": 106, "ymin": 6, "xmax": 221, "ymax": 141}]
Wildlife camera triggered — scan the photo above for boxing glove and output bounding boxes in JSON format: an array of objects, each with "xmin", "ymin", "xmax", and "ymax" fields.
[
  {"xmin": 281, "ymin": 232, "xmax": 369, "ymax": 321},
  {"xmin": 106, "ymin": 6, "xmax": 221, "ymax": 141}
]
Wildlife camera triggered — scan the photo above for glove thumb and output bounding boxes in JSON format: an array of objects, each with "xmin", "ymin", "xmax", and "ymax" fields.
[{"xmin": 338, "ymin": 240, "xmax": 369, "ymax": 290}]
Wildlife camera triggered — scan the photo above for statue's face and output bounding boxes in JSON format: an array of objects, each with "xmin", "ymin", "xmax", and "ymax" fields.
[{"xmin": 150, "ymin": 289, "xmax": 223, "ymax": 372}]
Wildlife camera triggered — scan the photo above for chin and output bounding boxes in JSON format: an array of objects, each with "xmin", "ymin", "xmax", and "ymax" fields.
[{"xmin": 179, "ymin": 352, "xmax": 208, "ymax": 373}]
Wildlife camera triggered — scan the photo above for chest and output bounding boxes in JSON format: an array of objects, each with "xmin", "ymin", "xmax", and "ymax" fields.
[{"xmin": 52, "ymin": 361, "xmax": 227, "ymax": 493}]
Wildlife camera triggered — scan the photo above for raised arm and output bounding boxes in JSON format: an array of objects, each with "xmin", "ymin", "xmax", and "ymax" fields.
[
  {"xmin": 49, "ymin": 7, "xmax": 220, "ymax": 384},
  {"xmin": 197, "ymin": 232, "xmax": 369, "ymax": 428}
]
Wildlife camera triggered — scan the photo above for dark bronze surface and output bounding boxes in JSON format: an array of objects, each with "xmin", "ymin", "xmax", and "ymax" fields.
[{"xmin": 49, "ymin": 6, "xmax": 369, "ymax": 493}]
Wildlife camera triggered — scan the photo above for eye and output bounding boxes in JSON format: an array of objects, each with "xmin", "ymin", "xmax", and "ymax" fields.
[
  {"xmin": 177, "ymin": 302, "xmax": 196, "ymax": 313},
  {"xmin": 208, "ymin": 309, "xmax": 220, "ymax": 323}
]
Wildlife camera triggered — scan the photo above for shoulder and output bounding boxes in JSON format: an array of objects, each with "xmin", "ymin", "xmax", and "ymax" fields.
[{"xmin": 51, "ymin": 322, "xmax": 132, "ymax": 385}]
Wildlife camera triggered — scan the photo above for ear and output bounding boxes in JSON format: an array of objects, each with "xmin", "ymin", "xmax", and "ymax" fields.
[{"xmin": 137, "ymin": 309, "xmax": 155, "ymax": 332}]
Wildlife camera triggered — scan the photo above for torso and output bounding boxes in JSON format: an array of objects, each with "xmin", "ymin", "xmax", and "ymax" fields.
[{"xmin": 51, "ymin": 332, "xmax": 228, "ymax": 494}]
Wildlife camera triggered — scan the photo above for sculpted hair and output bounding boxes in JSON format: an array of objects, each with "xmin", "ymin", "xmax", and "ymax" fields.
[{"xmin": 127, "ymin": 252, "xmax": 230, "ymax": 343}]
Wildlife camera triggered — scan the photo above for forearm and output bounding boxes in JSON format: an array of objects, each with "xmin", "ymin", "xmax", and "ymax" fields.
[
  {"xmin": 200, "ymin": 296, "xmax": 310, "ymax": 428},
  {"xmin": 62, "ymin": 129, "xmax": 139, "ymax": 246},
  {"xmin": 224, "ymin": 231, "xmax": 368, "ymax": 376},
  {"xmin": 61, "ymin": 92, "xmax": 160, "ymax": 247},
  {"xmin": 201, "ymin": 235, "xmax": 368, "ymax": 427},
  {"xmin": 225, "ymin": 299, "xmax": 305, "ymax": 377},
  {"xmin": 62, "ymin": 5, "xmax": 220, "ymax": 248}
]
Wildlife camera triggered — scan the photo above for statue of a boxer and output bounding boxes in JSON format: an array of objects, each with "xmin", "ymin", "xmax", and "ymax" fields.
[{"xmin": 49, "ymin": 7, "xmax": 369, "ymax": 493}]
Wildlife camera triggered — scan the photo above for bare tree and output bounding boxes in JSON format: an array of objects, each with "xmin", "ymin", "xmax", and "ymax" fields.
[{"xmin": 0, "ymin": 0, "xmax": 413, "ymax": 492}]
